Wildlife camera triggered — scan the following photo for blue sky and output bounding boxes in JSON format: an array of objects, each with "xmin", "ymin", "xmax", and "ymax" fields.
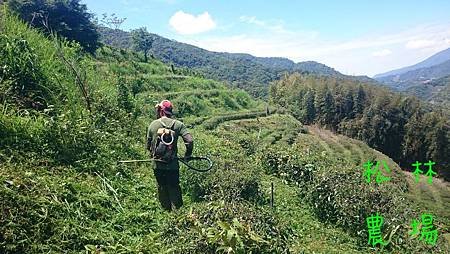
[{"xmin": 83, "ymin": 0, "xmax": 450, "ymax": 76}]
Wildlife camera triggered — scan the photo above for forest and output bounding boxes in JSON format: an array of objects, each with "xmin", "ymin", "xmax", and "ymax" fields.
[{"xmin": 270, "ymin": 73, "xmax": 449, "ymax": 180}]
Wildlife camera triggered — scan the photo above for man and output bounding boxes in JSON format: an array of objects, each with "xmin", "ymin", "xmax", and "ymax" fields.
[{"xmin": 146, "ymin": 100, "xmax": 193, "ymax": 211}]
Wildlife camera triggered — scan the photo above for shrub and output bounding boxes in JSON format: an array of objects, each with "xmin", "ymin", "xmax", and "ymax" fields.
[
  {"xmin": 161, "ymin": 201, "xmax": 292, "ymax": 253},
  {"xmin": 0, "ymin": 34, "xmax": 53, "ymax": 109},
  {"xmin": 182, "ymin": 131, "xmax": 262, "ymax": 203},
  {"xmin": 308, "ymin": 171, "xmax": 411, "ymax": 237},
  {"xmin": 203, "ymin": 110, "xmax": 276, "ymax": 130},
  {"xmin": 259, "ymin": 147, "xmax": 315, "ymax": 191},
  {"xmin": 259, "ymin": 143, "xmax": 426, "ymax": 251}
]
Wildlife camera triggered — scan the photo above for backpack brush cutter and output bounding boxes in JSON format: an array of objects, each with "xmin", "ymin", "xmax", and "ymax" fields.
[{"xmin": 117, "ymin": 156, "xmax": 213, "ymax": 172}]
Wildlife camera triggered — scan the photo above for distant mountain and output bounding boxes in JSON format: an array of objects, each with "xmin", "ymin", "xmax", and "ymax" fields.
[
  {"xmin": 374, "ymin": 47, "xmax": 450, "ymax": 78},
  {"xmin": 404, "ymin": 83, "xmax": 449, "ymax": 108},
  {"xmin": 377, "ymin": 59, "xmax": 450, "ymax": 90},
  {"xmin": 98, "ymin": 27, "xmax": 375, "ymax": 97},
  {"xmin": 418, "ymin": 75, "xmax": 450, "ymax": 109},
  {"xmin": 374, "ymin": 48, "xmax": 450, "ymax": 107}
]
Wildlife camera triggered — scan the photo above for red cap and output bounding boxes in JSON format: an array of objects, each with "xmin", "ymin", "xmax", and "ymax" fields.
[{"xmin": 158, "ymin": 100, "xmax": 173, "ymax": 115}]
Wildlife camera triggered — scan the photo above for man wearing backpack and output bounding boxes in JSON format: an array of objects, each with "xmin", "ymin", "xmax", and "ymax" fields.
[{"xmin": 146, "ymin": 100, "xmax": 193, "ymax": 211}]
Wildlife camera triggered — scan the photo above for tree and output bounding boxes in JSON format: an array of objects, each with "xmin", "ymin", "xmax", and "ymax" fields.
[
  {"xmin": 422, "ymin": 113, "xmax": 449, "ymax": 178},
  {"xmin": 315, "ymin": 88, "xmax": 335, "ymax": 128},
  {"xmin": 402, "ymin": 112, "xmax": 426, "ymax": 164},
  {"xmin": 354, "ymin": 85, "xmax": 366, "ymax": 115},
  {"xmin": 100, "ymin": 13, "xmax": 126, "ymax": 30},
  {"xmin": 343, "ymin": 89, "xmax": 354, "ymax": 118},
  {"xmin": 431, "ymin": 120, "xmax": 450, "ymax": 180},
  {"xmin": 270, "ymin": 73, "xmax": 449, "ymax": 176},
  {"xmin": 303, "ymin": 90, "xmax": 316, "ymax": 124},
  {"xmin": 358, "ymin": 107, "xmax": 376, "ymax": 146},
  {"xmin": 8, "ymin": 0, "xmax": 100, "ymax": 53},
  {"xmin": 333, "ymin": 87, "xmax": 346, "ymax": 124},
  {"xmin": 131, "ymin": 27, "xmax": 153, "ymax": 62}
]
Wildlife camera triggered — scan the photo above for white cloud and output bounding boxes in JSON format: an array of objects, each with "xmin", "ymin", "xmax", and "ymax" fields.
[
  {"xmin": 239, "ymin": 16, "xmax": 265, "ymax": 26},
  {"xmin": 405, "ymin": 39, "xmax": 436, "ymax": 49},
  {"xmin": 372, "ymin": 49, "xmax": 392, "ymax": 57},
  {"xmin": 169, "ymin": 11, "xmax": 216, "ymax": 35},
  {"xmin": 177, "ymin": 18, "xmax": 450, "ymax": 76},
  {"xmin": 238, "ymin": 15, "xmax": 307, "ymax": 36}
]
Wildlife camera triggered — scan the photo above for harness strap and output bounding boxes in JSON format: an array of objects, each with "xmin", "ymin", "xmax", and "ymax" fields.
[{"xmin": 159, "ymin": 118, "xmax": 176, "ymax": 130}]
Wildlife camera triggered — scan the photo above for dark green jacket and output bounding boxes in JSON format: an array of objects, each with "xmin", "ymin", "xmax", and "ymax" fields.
[{"xmin": 146, "ymin": 116, "xmax": 192, "ymax": 170}]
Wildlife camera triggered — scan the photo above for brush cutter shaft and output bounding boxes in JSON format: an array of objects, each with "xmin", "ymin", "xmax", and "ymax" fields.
[{"xmin": 118, "ymin": 156, "xmax": 213, "ymax": 172}]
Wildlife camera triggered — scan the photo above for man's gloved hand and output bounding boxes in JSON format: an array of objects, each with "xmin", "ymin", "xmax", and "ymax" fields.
[{"xmin": 183, "ymin": 155, "xmax": 192, "ymax": 162}]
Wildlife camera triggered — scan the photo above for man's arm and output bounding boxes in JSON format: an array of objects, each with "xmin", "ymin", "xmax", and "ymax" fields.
[
  {"xmin": 146, "ymin": 126, "xmax": 152, "ymax": 153},
  {"xmin": 146, "ymin": 136, "xmax": 152, "ymax": 152},
  {"xmin": 182, "ymin": 133, "xmax": 193, "ymax": 158},
  {"xmin": 179, "ymin": 122, "xmax": 193, "ymax": 158}
]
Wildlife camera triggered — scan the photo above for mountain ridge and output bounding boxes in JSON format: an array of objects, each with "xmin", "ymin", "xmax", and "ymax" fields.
[
  {"xmin": 374, "ymin": 47, "xmax": 450, "ymax": 107},
  {"xmin": 374, "ymin": 47, "xmax": 450, "ymax": 78},
  {"xmin": 377, "ymin": 59, "xmax": 450, "ymax": 89},
  {"xmin": 98, "ymin": 27, "xmax": 376, "ymax": 96}
]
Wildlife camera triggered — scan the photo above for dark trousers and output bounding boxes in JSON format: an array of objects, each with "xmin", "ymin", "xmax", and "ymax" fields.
[{"xmin": 153, "ymin": 168, "xmax": 183, "ymax": 211}]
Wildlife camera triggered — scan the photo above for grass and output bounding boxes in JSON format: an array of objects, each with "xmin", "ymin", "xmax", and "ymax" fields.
[
  {"xmin": 404, "ymin": 171, "xmax": 450, "ymax": 225},
  {"xmin": 0, "ymin": 161, "xmax": 170, "ymax": 253},
  {"xmin": 260, "ymin": 174, "xmax": 365, "ymax": 253}
]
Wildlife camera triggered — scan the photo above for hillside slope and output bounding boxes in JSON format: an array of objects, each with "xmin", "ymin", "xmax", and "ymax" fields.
[
  {"xmin": 375, "ymin": 47, "xmax": 450, "ymax": 78},
  {"xmin": 99, "ymin": 27, "xmax": 376, "ymax": 97},
  {"xmin": 270, "ymin": 73, "xmax": 450, "ymax": 180},
  {"xmin": 403, "ymin": 75, "xmax": 450, "ymax": 109},
  {"xmin": 377, "ymin": 59, "xmax": 450, "ymax": 90},
  {"xmin": 428, "ymin": 75, "xmax": 450, "ymax": 108},
  {"xmin": 374, "ymin": 48, "xmax": 450, "ymax": 107}
]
